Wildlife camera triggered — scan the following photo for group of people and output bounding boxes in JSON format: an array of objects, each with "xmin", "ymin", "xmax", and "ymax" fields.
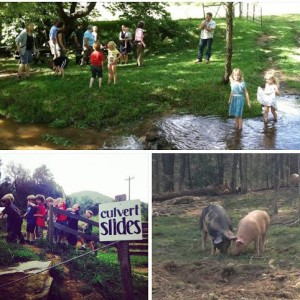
[
  {"xmin": 195, "ymin": 12, "xmax": 281, "ymax": 130},
  {"xmin": 15, "ymin": 19, "xmax": 146, "ymax": 85},
  {"xmin": 0, "ymin": 193, "xmax": 96, "ymax": 251}
]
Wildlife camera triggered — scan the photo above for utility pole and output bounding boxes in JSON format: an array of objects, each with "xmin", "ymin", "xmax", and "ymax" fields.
[{"xmin": 125, "ymin": 176, "xmax": 134, "ymax": 200}]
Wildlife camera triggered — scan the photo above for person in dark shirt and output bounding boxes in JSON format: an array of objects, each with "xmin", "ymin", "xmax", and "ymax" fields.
[
  {"xmin": 72, "ymin": 22, "xmax": 84, "ymax": 64},
  {"xmin": 23, "ymin": 195, "xmax": 37, "ymax": 244},
  {"xmin": 0, "ymin": 194, "xmax": 25, "ymax": 244}
]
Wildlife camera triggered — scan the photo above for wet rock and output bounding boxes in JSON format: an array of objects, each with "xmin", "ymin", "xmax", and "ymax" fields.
[{"xmin": 0, "ymin": 261, "xmax": 53, "ymax": 300}]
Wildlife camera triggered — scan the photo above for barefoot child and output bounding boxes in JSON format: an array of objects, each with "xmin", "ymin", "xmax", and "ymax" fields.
[
  {"xmin": 89, "ymin": 41, "xmax": 105, "ymax": 88},
  {"xmin": 228, "ymin": 68, "xmax": 251, "ymax": 130},
  {"xmin": 260, "ymin": 71, "xmax": 280, "ymax": 123},
  {"xmin": 107, "ymin": 41, "xmax": 121, "ymax": 84}
]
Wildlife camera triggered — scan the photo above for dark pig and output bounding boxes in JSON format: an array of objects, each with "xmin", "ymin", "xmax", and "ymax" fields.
[
  {"xmin": 199, "ymin": 204, "xmax": 236, "ymax": 255},
  {"xmin": 231, "ymin": 210, "xmax": 270, "ymax": 256}
]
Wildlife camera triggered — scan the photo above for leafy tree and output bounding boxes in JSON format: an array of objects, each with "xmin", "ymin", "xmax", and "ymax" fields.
[{"xmin": 105, "ymin": 2, "xmax": 179, "ymax": 51}]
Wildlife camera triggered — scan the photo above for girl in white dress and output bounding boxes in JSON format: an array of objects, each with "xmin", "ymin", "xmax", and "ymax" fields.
[{"xmin": 257, "ymin": 71, "xmax": 280, "ymax": 123}]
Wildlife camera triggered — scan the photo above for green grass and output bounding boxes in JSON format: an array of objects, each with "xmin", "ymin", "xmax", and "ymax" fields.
[{"xmin": 0, "ymin": 15, "xmax": 299, "ymax": 130}]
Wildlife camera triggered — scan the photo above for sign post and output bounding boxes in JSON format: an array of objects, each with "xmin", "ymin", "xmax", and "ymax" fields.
[{"xmin": 99, "ymin": 200, "xmax": 143, "ymax": 300}]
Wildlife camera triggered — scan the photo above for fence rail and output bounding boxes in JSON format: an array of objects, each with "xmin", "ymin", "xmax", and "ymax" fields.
[{"xmin": 49, "ymin": 206, "xmax": 148, "ymax": 256}]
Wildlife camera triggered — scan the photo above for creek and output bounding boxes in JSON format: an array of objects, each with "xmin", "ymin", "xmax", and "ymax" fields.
[{"xmin": 0, "ymin": 94, "xmax": 299, "ymax": 150}]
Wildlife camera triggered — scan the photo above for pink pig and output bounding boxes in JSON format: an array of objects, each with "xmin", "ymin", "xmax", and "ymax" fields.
[
  {"xmin": 290, "ymin": 173, "xmax": 299, "ymax": 188},
  {"xmin": 231, "ymin": 210, "xmax": 270, "ymax": 256}
]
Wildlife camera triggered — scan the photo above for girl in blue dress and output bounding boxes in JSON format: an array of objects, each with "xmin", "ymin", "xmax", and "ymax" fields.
[{"xmin": 228, "ymin": 68, "xmax": 251, "ymax": 130}]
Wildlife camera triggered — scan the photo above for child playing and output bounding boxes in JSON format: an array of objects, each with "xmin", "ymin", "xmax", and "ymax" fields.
[
  {"xmin": 228, "ymin": 68, "xmax": 251, "ymax": 130},
  {"xmin": 23, "ymin": 195, "xmax": 37, "ymax": 244},
  {"xmin": 0, "ymin": 194, "xmax": 25, "ymax": 244},
  {"xmin": 53, "ymin": 56, "xmax": 69, "ymax": 78},
  {"xmin": 107, "ymin": 41, "xmax": 122, "ymax": 84},
  {"xmin": 89, "ymin": 41, "xmax": 105, "ymax": 88},
  {"xmin": 55, "ymin": 198, "xmax": 68, "ymax": 245},
  {"xmin": 257, "ymin": 70, "xmax": 280, "ymax": 123},
  {"xmin": 80, "ymin": 210, "xmax": 95, "ymax": 251},
  {"xmin": 34, "ymin": 194, "xmax": 46, "ymax": 239}
]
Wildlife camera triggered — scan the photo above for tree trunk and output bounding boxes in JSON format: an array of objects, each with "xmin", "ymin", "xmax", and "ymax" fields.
[
  {"xmin": 178, "ymin": 155, "xmax": 186, "ymax": 191},
  {"xmin": 222, "ymin": 2, "xmax": 233, "ymax": 84},
  {"xmin": 217, "ymin": 154, "xmax": 224, "ymax": 185},
  {"xmin": 230, "ymin": 154, "xmax": 239, "ymax": 191},
  {"xmin": 162, "ymin": 154, "xmax": 175, "ymax": 192},
  {"xmin": 187, "ymin": 154, "xmax": 192, "ymax": 190},
  {"xmin": 273, "ymin": 154, "xmax": 280, "ymax": 215},
  {"xmin": 240, "ymin": 154, "xmax": 248, "ymax": 193},
  {"xmin": 55, "ymin": 2, "xmax": 97, "ymax": 38},
  {"xmin": 152, "ymin": 155, "xmax": 160, "ymax": 194}
]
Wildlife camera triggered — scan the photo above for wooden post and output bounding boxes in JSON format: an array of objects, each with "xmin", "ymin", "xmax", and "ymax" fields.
[
  {"xmin": 117, "ymin": 241, "xmax": 134, "ymax": 300},
  {"xmin": 48, "ymin": 204, "xmax": 54, "ymax": 244}
]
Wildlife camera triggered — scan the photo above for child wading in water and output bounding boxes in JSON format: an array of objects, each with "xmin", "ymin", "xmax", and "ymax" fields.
[
  {"xmin": 228, "ymin": 68, "xmax": 251, "ymax": 130},
  {"xmin": 89, "ymin": 41, "xmax": 105, "ymax": 88},
  {"xmin": 107, "ymin": 41, "xmax": 121, "ymax": 84},
  {"xmin": 260, "ymin": 71, "xmax": 280, "ymax": 123}
]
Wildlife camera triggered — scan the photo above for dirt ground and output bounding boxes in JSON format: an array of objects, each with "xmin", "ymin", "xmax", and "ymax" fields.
[{"xmin": 152, "ymin": 190, "xmax": 300, "ymax": 300}]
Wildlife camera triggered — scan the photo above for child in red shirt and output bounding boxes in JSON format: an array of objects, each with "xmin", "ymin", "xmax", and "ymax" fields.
[
  {"xmin": 34, "ymin": 194, "xmax": 46, "ymax": 239},
  {"xmin": 89, "ymin": 41, "xmax": 105, "ymax": 88}
]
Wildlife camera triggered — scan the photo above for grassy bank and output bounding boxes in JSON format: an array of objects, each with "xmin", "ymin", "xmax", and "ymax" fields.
[
  {"xmin": 0, "ymin": 15, "xmax": 299, "ymax": 130},
  {"xmin": 152, "ymin": 188, "xmax": 300, "ymax": 299},
  {"xmin": 0, "ymin": 229, "xmax": 148, "ymax": 299}
]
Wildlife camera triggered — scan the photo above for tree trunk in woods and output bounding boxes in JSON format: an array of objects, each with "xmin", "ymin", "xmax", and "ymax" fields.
[
  {"xmin": 273, "ymin": 154, "xmax": 280, "ymax": 215},
  {"xmin": 162, "ymin": 154, "xmax": 175, "ymax": 192},
  {"xmin": 240, "ymin": 155, "xmax": 248, "ymax": 193},
  {"xmin": 230, "ymin": 154, "xmax": 239, "ymax": 191},
  {"xmin": 187, "ymin": 154, "xmax": 192, "ymax": 189},
  {"xmin": 222, "ymin": 2, "xmax": 233, "ymax": 83},
  {"xmin": 179, "ymin": 155, "xmax": 186, "ymax": 191},
  {"xmin": 153, "ymin": 156, "xmax": 160, "ymax": 194},
  {"xmin": 217, "ymin": 154, "xmax": 224, "ymax": 184},
  {"xmin": 298, "ymin": 156, "xmax": 300, "ymax": 216}
]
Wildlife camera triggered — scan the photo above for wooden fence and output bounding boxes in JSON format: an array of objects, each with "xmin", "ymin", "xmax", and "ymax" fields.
[{"xmin": 48, "ymin": 205, "xmax": 148, "ymax": 300}]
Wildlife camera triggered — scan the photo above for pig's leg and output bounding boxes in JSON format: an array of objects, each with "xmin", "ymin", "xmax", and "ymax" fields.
[
  {"xmin": 261, "ymin": 234, "xmax": 267, "ymax": 253},
  {"xmin": 202, "ymin": 230, "xmax": 207, "ymax": 252},
  {"xmin": 254, "ymin": 236, "xmax": 260, "ymax": 254},
  {"xmin": 210, "ymin": 238, "xmax": 216, "ymax": 255}
]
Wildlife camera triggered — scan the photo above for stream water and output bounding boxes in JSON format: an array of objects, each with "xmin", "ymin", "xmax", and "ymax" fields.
[
  {"xmin": 153, "ymin": 94, "xmax": 300, "ymax": 150},
  {"xmin": 0, "ymin": 94, "xmax": 299, "ymax": 150}
]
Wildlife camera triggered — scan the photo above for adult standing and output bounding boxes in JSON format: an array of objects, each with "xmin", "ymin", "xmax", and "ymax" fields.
[
  {"xmin": 49, "ymin": 20, "xmax": 64, "ymax": 59},
  {"xmin": 195, "ymin": 12, "xmax": 216, "ymax": 64},
  {"xmin": 119, "ymin": 25, "xmax": 126, "ymax": 63},
  {"xmin": 72, "ymin": 22, "xmax": 84, "ymax": 65},
  {"xmin": 15, "ymin": 23, "xmax": 35, "ymax": 79},
  {"xmin": 57, "ymin": 25, "xmax": 67, "ymax": 57},
  {"xmin": 123, "ymin": 27, "xmax": 133, "ymax": 64},
  {"xmin": 82, "ymin": 25, "xmax": 95, "ymax": 65},
  {"xmin": 134, "ymin": 21, "xmax": 145, "ymax": 67},
  {"xmin": 92, "ymin": 26, "xmax": 99, "ymax": 42}
]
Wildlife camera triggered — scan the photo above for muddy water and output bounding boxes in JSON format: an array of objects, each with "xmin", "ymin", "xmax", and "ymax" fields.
[
  {"xmin": 155, "ymin": 95, "xmax": 300, "ymax": 150},
  {"xmin": 0, "ymin": 119, "xmax": 144, "ymax": 150},
  {"xmin": 0, "ymin": 95, "xmax": 299, "ymax": 150}
]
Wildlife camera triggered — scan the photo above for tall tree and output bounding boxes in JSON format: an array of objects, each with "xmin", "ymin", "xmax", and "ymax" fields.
[
  {"xmin": 222, "ymin": 2, "xmax": 233, "ymax": 83},
  {"xmin": 273, "ymin": 154, "xmax": 280, "ymax": 215},
  {"xmin": 162, "ymin": 154, "xmax": 175, "ymax": 192},
  {"xmin": 230, "ymin": 154, "xmax": 239, "ymax": 191}
]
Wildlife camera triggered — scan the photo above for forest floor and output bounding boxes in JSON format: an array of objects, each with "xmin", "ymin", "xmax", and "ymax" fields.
[{"xmin": 152, "ymin": 187, "xmax": 300, "ymax": 300}]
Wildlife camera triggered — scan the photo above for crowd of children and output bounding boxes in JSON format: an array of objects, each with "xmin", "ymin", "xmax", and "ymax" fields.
[{"xmin": 0, "ymin": 193, "xmax": 96, "ymax": 251}]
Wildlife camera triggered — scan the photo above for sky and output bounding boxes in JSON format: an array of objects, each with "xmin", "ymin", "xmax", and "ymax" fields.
[{"xmin": 0, "ymin": 151, "xmax": 150, "ymax": 203}]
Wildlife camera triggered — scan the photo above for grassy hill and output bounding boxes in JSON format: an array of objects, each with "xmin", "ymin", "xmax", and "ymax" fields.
[{"xmin": 69, "ymin": 190, "xmax": 115, "ymax": 204}]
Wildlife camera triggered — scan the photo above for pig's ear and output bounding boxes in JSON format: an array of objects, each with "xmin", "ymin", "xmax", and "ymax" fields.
[
  {"xmin": 224, "ymin": 231, "xmax": 236, "ymax": 240},
  {"xmin": 236, "ymin": 238, "xmax": 244, "ymax": 245},
  {"xmin": 214, "ymin": 236, "xmax": 223, "ymax": 244}
]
